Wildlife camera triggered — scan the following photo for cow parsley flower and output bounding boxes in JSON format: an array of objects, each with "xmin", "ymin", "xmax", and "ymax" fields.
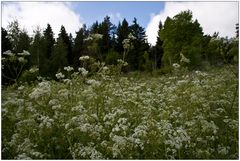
[
  {"xmin": 29, "ymin": 67, "xmax": 39, "ymax": 73},
  {"xmin": 78, "ymin": 67, "xmax": 88, "ymax": 76},
  {"xmin": 79, "ymin": 55, "xmax": 90, "ymax": 61},
  {"xmin": 173, "ymin": 63, "xmax": 180, "ymax": 68},
  {"xmin": 86, "ymin": 79, "xmax": 101, "ymax": 87},
  {"xmin": 29, "ymin": 81, "xmax": 51, "ymax": 99},
  {"xmin": 18, "ymin": 50, "xmax": 30, "ymax": 56},
  {"xmin": 56, "ymin": 72, "xmax": 65, "ymax": 79},
  {"xmin": 64, "ymin": 66, "xmax": 74, "ymax": 72},
  {"xmin": 3, "ymin": 50, "xmax": 15, "ymax": 56},
  {"xmin": 18, "ymin": 57, "xmax": 26, "ymax": 63}
]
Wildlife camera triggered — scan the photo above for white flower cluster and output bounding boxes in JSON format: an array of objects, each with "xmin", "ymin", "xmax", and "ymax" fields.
[
  {"xmin": 78, "ymin": 67, "xmax": 88, "ymax": 76},
  {"xmin": 172, "ymin": 63, "xmax": 180, "ymax": 68},
  {"xmin": 29, "ymin": 81, "xmax": 51, "ymax": 99},
  {"xmin": 17, "ymin": 50, "xmax": 30, "ymax": 56},
  {"xmin": 86, "ymin": 79, "xmax": 101, "ymax": 87},
  {"xmin": 70, "ymin": 143, "xmax": 104, "ymax": 159},
  {"xmin": 92, "ymin": 33, "xmax": 103, "ymax": 40},
  {"xmin": 64, "ymin": 66, "xmax": 74, "ymax": 72},
  {"xmin": 123, "ymin": 39, "xmax": 131, "ymax": 49},
  {"xmin": 79, "ymin": 55, "xmax": 90, "ymax": 61},
  {"xmin": 56, "ymin": 72, "xmax": 65, "ymax": 79},
  {"xmin": 39, "ymin": 115, "xmax": 54, "ymax": 129},
  {"xmin": 18, "ymin": 57, "xmax": 26, "ymax": 63},
  {"xmin": 3, "ymin": 50, "xmax": 15, "ymax": 56},
  {"xmin": 29, "ymin": 67, "xmax": 39, "ymax": 73},
  {"xmin": 117, "ymin": 59, "xmax": 128, "ymax": 66}
]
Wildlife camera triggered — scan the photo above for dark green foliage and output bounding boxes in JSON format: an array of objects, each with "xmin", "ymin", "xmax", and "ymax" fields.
[
  {"xmin": 43, "ymin": 24, "xmax": 55, "ymax": 59},
  {"xmin": 98, "ymin": 16, "xmax": 114, "ymax": 59},
  {"xmin": 116, "ymin": 19, "xmax": 130, "ymax": 54},
  {"xmin": 1, "ymin": 12, "xmax": 238, "ymax": 81},
  {"xmin": 1, "ymin": 27, "xmax": 12, "ymax": 53},
  {"xmin": 58, "ymin": 25, "xmax": 73, "ymax": 65},
  {"xmin": 50, "ymin": 37, "xmax": 68, "ymax": 76},
  {"xmin": 90, "ymin": 21, "xmax": 99, "ymax": 34},
  {"xmin": 6, "ymin": 20, "xmax": 21, "ymax": 52},
  {"xmin": 72, "ymin": 24, "xmax": 89, "ymax": 67},
  {"xmin": 160, "ymin": 10, "xmax": 204, "ymax": 68},
  {"xmin": 16, "ymin": 30, "xmax": 31, "ymax": 53},
  {"xmin": 106, "ymin": 49, "xmax": 120, "ymax": 65},
  {"xmin": 29, "ymin": 28, "xmax": 51, "ymax": 77},
  {"xmin": 154, "ymin": 21, "xmax": 164, "ymax": 69},
  {"xmin": 127, "ymin": 18, "xmax": 149, "ymax": 71}
]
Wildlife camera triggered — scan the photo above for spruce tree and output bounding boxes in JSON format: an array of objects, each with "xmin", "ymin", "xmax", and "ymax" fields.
[
  {"xmin": 43, "ymin": 24, "xmax": 55, "ymax": 59},
  {"xmin": 50, "ymin": 37, "xmax": 68, "ymax": 76},
  {"xmin": 73, "ymin": 24, "xmax": 89, "ymax": 67},
  {"xmin": 29, "ymin": 27, "xmax": 46, "ymax": 72},
  {"xmin": 154, "ymin": 21, "xmax": 164, "ymax": 69},
  {"xmin": 58, "ymin": 25, "xmax": 73, "ymax": 65},
  {"xmin": 116, "ymin": 18, "xmax": 130, "ymax": 54},
  {"xmin": 127, "ymin": 18, "xmax": 149, "ymax": 70},
  {"xmin": 98, "ymin": 16, "xmax": 113, "ymax": 59}
]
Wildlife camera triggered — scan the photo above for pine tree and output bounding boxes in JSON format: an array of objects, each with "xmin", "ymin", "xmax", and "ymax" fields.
[
  {"xmin": 16, "ymin": 29, "xmax": 31, "ymax": 53},
  {"xmin": 58, "ymin": 25, "xmax": 73, "ymax": 65},
  {"xmin": 98, "ymin": 16, "xmax": 113, "ymax": 58},
  {"xmin": 90, "ymin": 21, "xmax": 99, "ymax": 34},
  {"xmin": 154, "ymin": 21, "xmax": 164, "ymax": 69},
  {"xmin": 116, "ymin": 18, "xmax": 130, "ymax": 54},
  {"xmin": 73, "ymin": 24, "xmax": 89, "ymax": 67},
  {"xmin": 43, "ymin": 24, "xmax": 55, "ymax": 59},
  {"xmin": 50, "ymin": 37, "xmax": 68, "ymax": 76},
  {"xmin": 29, "ymin": 27, "xmax": 46, "ymax": 72},
  {"xmin": 127, "ymin": 18, "xmax": 149, "ymax": 71}
]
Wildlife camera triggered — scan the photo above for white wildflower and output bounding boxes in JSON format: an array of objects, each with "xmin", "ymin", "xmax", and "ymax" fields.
[
  {"xmin": 123, "ymin": 38, "xmax": 131, "ymax": 49},
  {"xmin": 18, "ymin": 50, "xmax": 30, "ymax": 56},
  {"xmin": 18, "ymin": 57, "xmax": 26, "ymax": 63},
  {"xmin": 58, "ymin": 89, "xmax": 69, "ymax": 98},
  {"xmin": 92, "ymin": 33, "xmax": 103, "ymax": 40},
  {"xmin": 49, "ymin": 99, "xmax": 59, "ymax": 106},
  {"xmin": 56, "ymin": 72, "xmax": 65, "ymax": 79},
  {"xmin": 173, "ymin": 63, "xmax": 180, "ymax": 68},
  {"xmin": 15, "ymin": 153, "xmax": 32, "ymax": 160},
  {"xmin": 64, "ymin": 66, "xmax": 74, "ymax": 72},
  {"xmin": 29, "ymin": 81, "xmax": 51, "ymax": 99},
  {"xmin": 3, "ymin": 50, "xmax": 14, "ymax": 56},
  {"xmin": 86, "ymin": 79, "xmax": 101, "ymax": 87},
  {"xmin": 63, "ymin": 79, "xmax": 72, "ymax": 85},
  {"xmin": 128, "ymin": 33, "xmax": 136, "ymax": 40},
  {"xmin": 18, "ymin": 85, "xmax": 25, "ymax": 90},
  {"xmin": 79, "ymin": 55, "xmax": 90, "ymax": 61},
  {"xmin": 78, "ymin": 67, "xmax": 88, "ymax": 76},
  {"xmin": 29, "ymin": 67, "xmax": 39, "ymax": 73}
]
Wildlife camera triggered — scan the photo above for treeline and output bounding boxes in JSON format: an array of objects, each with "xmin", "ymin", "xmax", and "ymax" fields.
[{"xmin": 1, "ymin": 10, "xmax": 239, "ymax": 84}]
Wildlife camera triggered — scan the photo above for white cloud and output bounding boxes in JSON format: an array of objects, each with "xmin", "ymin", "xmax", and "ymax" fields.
[
  {"xmin": 2, "ymin": 2, "xmax": 83, "ymax": 38},
  {"xmin": 146, "ymin": 2, "xmax": 238, "ymax": 46},
  {"xmin": 108, "ymin": 12, "xmax": 123, "ymax": 24}
]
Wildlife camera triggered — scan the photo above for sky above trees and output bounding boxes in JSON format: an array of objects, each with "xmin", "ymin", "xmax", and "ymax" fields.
[{"xmin": 2, "ymin": 1, "xmax": 238, "ymax": 45}]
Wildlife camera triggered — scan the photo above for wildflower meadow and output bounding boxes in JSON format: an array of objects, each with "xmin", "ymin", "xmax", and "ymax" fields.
[{"xmin": 2, "ymin": 56, "xmax": 238, "ymax": 159}]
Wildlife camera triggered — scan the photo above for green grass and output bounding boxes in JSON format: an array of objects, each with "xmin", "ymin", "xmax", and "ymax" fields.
[{"xmin": 2, "ymin": 64, "xmax": 238, "ymax": 159}]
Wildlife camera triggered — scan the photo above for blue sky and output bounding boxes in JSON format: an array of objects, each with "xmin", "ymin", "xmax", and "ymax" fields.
[
  {"xmin": 2, "ymin": 1, "xmax": 238, "ymax": 45},
  {"xmin": 70, "ymin": 2, "xmax": 165, "ymax": 28}
]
